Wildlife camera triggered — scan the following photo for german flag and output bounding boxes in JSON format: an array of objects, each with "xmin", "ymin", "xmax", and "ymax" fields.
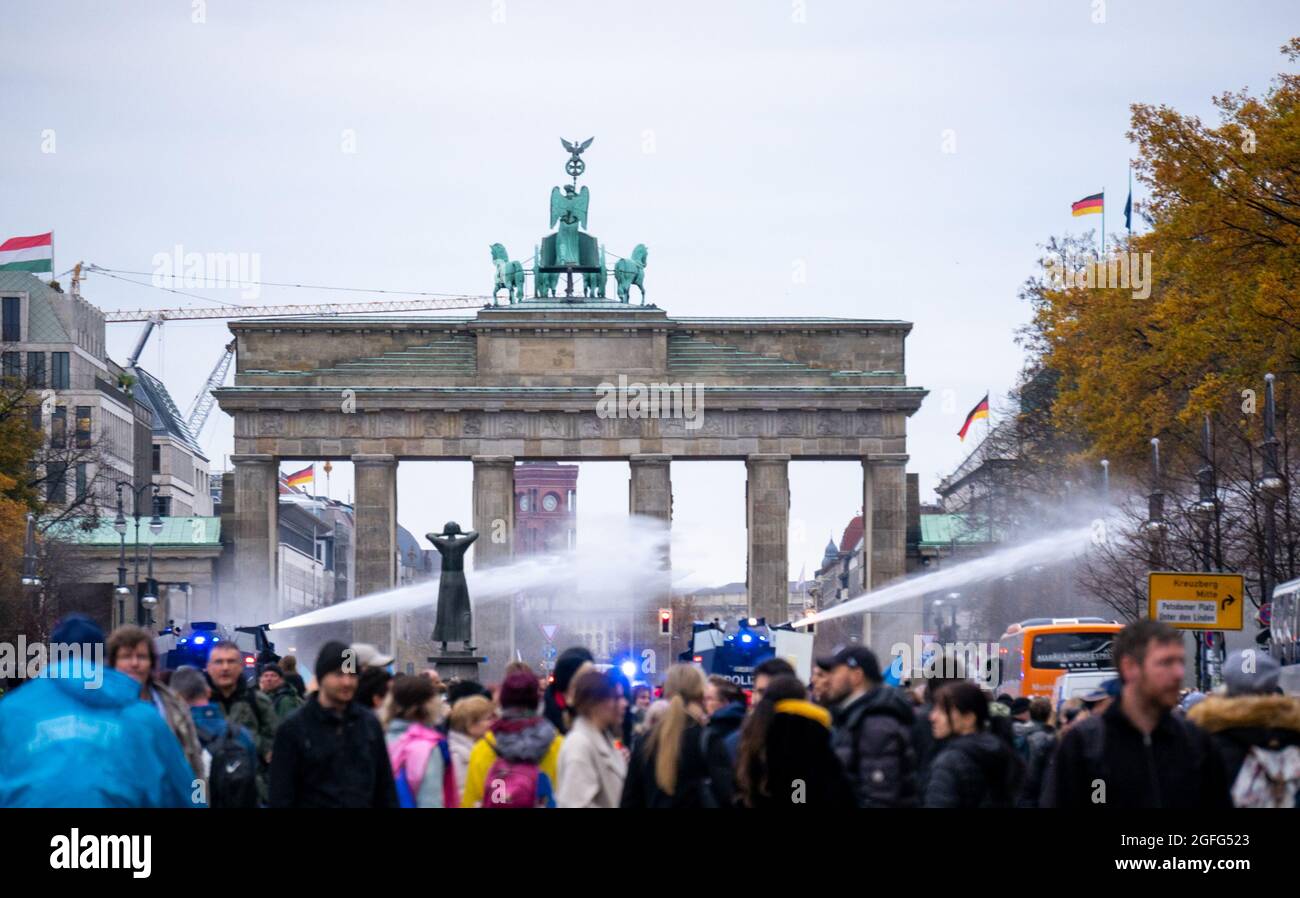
[
  {"xmin": 284, "ymin": 464, "xmax": 314, "ymax": 489},
  {"xmin": 958, "ymin": 394, "xmax": 989, "ymax": 441},
  {"xmin": 1072, "ymin": 192, "xmax": 1104, "ymax": 217}
]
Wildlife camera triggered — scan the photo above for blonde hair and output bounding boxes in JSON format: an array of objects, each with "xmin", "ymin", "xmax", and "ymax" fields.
[
  {"xmin": 448, "ymin": 694, "xmax": 494, "ymax": 734},
  {"xmin": 650, "ymin": 664, "xmax": 706, "ymax": 796}
]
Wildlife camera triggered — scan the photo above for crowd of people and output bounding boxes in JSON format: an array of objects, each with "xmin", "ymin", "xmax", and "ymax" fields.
[{"xmin": 2, "ymin": 615, "xmax": 1300, "ymax": 808}]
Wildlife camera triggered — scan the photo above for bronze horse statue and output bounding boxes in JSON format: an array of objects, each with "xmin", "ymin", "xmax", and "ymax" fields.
[
  {"xmin": 614, "ymin": 244, "xmax": 647, "ymax": 304},
  {"xmin": 491, "ymin": 243, "xmax": 525, "ymax": 304}
]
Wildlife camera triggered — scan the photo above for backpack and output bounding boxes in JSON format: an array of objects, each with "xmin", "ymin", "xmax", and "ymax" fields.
[
  {"xmin": 199, "ymin": 722, "xmax": 258, "ymax": 809},
  {"xmin": 1231, "ymin": 745, "xmax": 1300, "ymax": 808},
  {"xmin": 482, "ymin": 739, "xmax": 554, "ymax": 809},
  {"xmin": 389, "ymin": 723, "xmax": 457, "ymax": 808}
]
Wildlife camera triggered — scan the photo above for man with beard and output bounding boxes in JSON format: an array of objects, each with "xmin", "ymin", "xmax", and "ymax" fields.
[{"xmin": 1042, "ymin": 620, "xmax": 1230, "ymax": 808}]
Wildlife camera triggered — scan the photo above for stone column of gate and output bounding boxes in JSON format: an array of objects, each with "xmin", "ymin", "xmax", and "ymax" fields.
[
  {"xmin": 746, "ymin": 454, "xmax": 790, "ymax": 627},
  {"xmin": 472, "ymin": 455, "xmax": 515, "ymax": 683},
  {"xmin": 229, "ymin": 454, "xmax": 279, "ymax": 621},
  {"xmin": 352, "ymin": 454, "xmax": 398, "ymax": 653},
  {"xmin": 629, "ymin": 454, "xmax": 672, "ymax": 672},
  {"xmin": 862, "ymin": 457, "xmax": 910, "ymax": 662}
]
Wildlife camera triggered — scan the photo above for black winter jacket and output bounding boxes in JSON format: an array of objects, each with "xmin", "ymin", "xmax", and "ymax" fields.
[
  {"xmin": 703, "ymin": 701, "xmax": 746, "ymax": 807},
  {"xmin": 740, "ymin": 699, "xmax": 856, "ymax": 808},
  {"xmin": 829, "ymin": 686, "xmax": 918, "ymax": 808},
  {"xmin": 621, "ymin": 717, "xmax": 714, "ymax": 808},
  {"xmin": 1017, "ymin": 726, "xmax": 1057, "ymax": 808},
  {"xmin": 1041, "ymin": 700, "xmax": 1231, "ymax": 809},
  {"xmin": 269, "ymin": 696, "xmax": 398, "ymax": 808},
  {"xmin": 924, "ymin": 732, "xmax": 1023, "ymax": 808}
]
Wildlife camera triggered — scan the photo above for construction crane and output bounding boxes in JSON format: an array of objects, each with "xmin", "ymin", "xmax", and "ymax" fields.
[
  {"xmin": 85, "ymin": 263, "xmax": 490, "ymax": 446},
  {"xmin": 103, "ymin": 295, "xmax": 488, "ymax": 323},
  {"xmin": 185, "ymin": 339, "xmax": 237, "ymax": 441}
]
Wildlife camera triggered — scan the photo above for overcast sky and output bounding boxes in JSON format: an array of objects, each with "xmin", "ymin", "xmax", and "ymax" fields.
[{"xmin": 3, "ymin": 1, "xmax": 1294, "ymax": 586}]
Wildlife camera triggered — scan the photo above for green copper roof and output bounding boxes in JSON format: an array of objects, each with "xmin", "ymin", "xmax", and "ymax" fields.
[
  {"xmin": 919, "ymin": 514, "xmax": 991, "ymax": 547},
  {"xmin": 50, "ymin": 516, "xmax": 222, "ymax": 548}
]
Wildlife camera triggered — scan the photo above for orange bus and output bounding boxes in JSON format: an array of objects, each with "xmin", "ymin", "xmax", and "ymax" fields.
[{"xmin": 996, "ymin": 618, "xmax": 1121, "ymax": 699}]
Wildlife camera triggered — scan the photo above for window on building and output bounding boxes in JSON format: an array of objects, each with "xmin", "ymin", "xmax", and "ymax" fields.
[
  {"xmin": 47, "ymin": 463, "xmax": 66, "ymax": 504},
  {"xmin": 26, "ymin": 352, "xmax": 44, "ymax": 388},
  {"xmin": 153, "ymin": 495, "xmax": 171, "ymax": 518},
  {"xmin": 28, "ymin": 404, "xmax": 42, "ymax": 436},
  {"xmin": 75, "ymin": 463, "xmax": 88, "ymax": 502},
  {"xmin": 50, "ymin": 406, "xmax": 66, "ymax": 448},
  {"xmin": 75, "ymin": 406, "xmax": 92, "ymax": 448},
  {"xmin": 151, "ymin": 444, "xmax": 161, "ymax": 473},
  {"xmin": 1, "ymin": 352, "xmax": 20, "ymax": 381},
  {"xmin": 51, "ymin": 352, "xmax": 70, "ymax": 390},
  {"xmin": 1, "ymin": 297, "xmax": 19, "ymax": 343}
]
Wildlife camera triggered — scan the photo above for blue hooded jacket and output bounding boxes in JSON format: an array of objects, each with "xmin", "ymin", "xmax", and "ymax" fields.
[{"xmin": 0, "ymin": 659, "xmax": 202, "ymax": 808}]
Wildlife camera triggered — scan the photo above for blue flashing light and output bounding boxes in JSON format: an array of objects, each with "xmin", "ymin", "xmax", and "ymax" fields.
[
  {"xmin": 620, "ymin": 660, "xmax": 637, "ymax": 679},
  {"xmin": 193, "ymin": 636, "xmax": 206, "ymax": 645},
  {"xmin": 178, "ymin": 638, "xmax": 188, "ymax": 644},
  {"xmin": 741, "ymin": 634, "xmax": 752, "ymax": 643}
]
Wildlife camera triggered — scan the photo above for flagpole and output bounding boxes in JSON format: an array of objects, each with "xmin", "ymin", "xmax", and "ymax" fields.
[
  {"xmin": 1127, "ymin": 165, "xmax": 1133, "ymax": 238},
  {"xmin": 986, "ymin": 389, "xmax": 994, "ymax": 544},
  {"xmin": 1100, "ymin": 188, "xmax": 1105, "ymax": 257}
]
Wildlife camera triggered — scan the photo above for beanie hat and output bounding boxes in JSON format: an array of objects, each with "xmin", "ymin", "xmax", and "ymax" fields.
[
  {"xmin": 1223, "ymin": 649, "xmax": 1281, "ymax": 696},
  {"xmin": 315, "ymin": 641, "xmax": 352, "ymax": 682},
  {"xmin": 499, "ymin": 670, "xmax": 541, "ymax": 711},
  {"xmin": 553, "ymin": 647, "xmax": 594, "ymax": 694},
  {"xmin": 51, "ymin": 613, "xmax": 105, "ymax": 647}
]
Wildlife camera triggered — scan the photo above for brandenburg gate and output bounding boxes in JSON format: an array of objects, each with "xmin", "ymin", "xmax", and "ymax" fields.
[{"xmin": 213, "ymin": 140, "xmax": 926, "ymax": 675}]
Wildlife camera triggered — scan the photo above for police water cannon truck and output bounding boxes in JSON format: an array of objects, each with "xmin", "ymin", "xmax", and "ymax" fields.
[{"xmin": 678, "ymin": 617, "xmax": 816, "ymax": 689}]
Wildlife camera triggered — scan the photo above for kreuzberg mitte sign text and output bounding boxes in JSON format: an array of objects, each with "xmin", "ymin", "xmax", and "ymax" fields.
[{"xmin": 1148, "ymin": 572, "xmax": 1245, "ymax": 631}]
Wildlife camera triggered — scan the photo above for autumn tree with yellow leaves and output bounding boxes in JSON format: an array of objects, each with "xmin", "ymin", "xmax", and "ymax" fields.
[{"xmin": 1018, "ymin": 39, "xmax": 1300, "ymax": 627}]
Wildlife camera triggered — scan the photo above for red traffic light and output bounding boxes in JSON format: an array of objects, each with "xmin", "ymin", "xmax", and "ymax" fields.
[{"xmin": 658, "ymin": 608, "xmax": 671, "ymax": 635}]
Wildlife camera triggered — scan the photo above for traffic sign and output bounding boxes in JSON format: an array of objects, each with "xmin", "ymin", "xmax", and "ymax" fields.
[
  {"xmin": 540, "ymin": 624, "xmax": 558, "ymax": 643},
  {"xmin": 1148, "ymin": 572, "xmax": 1245, "ymax": 631}
]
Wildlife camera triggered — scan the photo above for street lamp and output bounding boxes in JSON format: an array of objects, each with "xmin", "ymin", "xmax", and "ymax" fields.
[
  {"xmin": 1258, "ymin": 374, "xmax": 1285, "ymax": 661},
  {"xmin": 1100, "ymin": 459, "xmax": 1109, "ymax": 502},
  {"xmin": 1189, "ymin": 414, "xmax": 1220, "ymax": 689},
  {"xmin": 114, "ymin": 479, "xmax": 162, "ymax": 626},
  {"xmin": 142, "ymin": 543, "xmax": 159, "ymax": 617},
  {"xmin": 20, "ymin": 513, "xmax": 41, "ymax": 588},
  {"xmin": 1191, "ymin": 415, "xmax": 1218, "ymax": 558},
  {"xmin": 1144, "ymin": 438, "xmax": 1168, "ymax": 570}
]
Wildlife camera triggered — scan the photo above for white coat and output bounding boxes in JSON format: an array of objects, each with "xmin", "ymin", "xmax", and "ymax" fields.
[{"xmin": 556, "ymin": 715, "xmax": 627, "ymax": 808}]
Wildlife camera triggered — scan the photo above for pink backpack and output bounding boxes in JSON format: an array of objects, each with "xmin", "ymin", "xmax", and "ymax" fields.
[
  {"xmin": 483, "ymin": 740, "xmax": 555, "ymax": 808},
  {"xmin": 389, "ymin": 723, "xmax": 458, "ymax": 808}
]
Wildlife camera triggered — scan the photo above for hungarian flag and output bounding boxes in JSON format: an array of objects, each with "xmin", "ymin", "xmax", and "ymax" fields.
[
  {"xmin": 284, "ymin": 464, "xmax": 314, "ymax": 489},
  {"xmin": 1071, "ymin": 192, "xmax": 1104, "ymax": 217},
  {"xmin": 0, "ymin": 232, "xmax": 53, "ymax": 273},
  {"xmin": 958, "ymin": 394, "xmax": 989, "ymax": 441}
]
